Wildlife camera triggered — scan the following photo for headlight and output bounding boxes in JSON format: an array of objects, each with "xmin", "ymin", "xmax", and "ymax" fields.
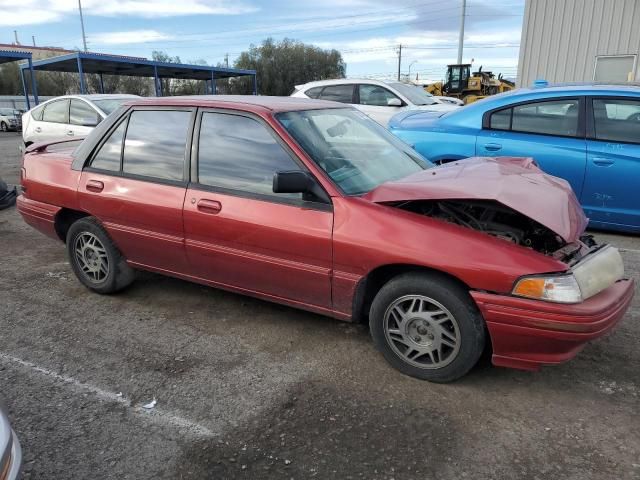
[{"xmin": 512, "ymin": 274, "xmax": 582, "ymax": 303}]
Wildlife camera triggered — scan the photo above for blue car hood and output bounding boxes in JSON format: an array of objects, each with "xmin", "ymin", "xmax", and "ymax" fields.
[{"xmin": 388, "ymin": 110, "xmax": 447, "ymax": 130}]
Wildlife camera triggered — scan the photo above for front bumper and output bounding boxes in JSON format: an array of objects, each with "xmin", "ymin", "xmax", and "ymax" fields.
[{"xmin": 471, "ymin": 278, "xmax": 635, "ymax": 371}]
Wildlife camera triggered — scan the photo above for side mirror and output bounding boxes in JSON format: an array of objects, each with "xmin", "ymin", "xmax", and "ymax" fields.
[
  {"xmin": 273, "ymin": 171, "xmax": 330, "ymax": 204},
  {"xmin": 387, "ymin": 98, "xmax": 402, "ymax": 107}
]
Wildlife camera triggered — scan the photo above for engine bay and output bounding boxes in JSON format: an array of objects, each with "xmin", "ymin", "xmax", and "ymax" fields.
[{"xmin": 393, "ymin": 199, "xmax": 568, "ymax": 255}]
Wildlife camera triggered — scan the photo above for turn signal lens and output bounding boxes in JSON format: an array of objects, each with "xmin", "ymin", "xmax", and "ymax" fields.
[{"xmin": 512, "ymin": 275, "xmax": 582, "ymax": 303}]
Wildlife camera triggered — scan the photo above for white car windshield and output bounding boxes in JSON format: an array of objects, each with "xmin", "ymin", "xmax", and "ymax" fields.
[
  {"xmin": 93, "ymin": 98, "xmax": 132, "ymax": 115},
  {"xmin": 277, "ymin": 108, "xmax": 431, "ymax": 195},
  {"xmin": 388, "ymin": 83, "xmax": 438, "ymax": 106}
]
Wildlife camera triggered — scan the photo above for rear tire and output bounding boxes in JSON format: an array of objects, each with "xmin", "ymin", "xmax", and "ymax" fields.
[
  {"xmin": 66, "ymin": 217, "xmax": 135, "ymax": 294},
  {"xmin": 369, "ymin": 272, "xmax": 485, "ymax": 383}
]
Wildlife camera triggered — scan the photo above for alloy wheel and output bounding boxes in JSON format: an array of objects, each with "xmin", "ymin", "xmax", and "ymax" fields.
[
  {"xmin": 74, "ymin": 232, "xmax": 109, "ymax": 283},
  {"xmin": 383, "ymin": 295, "xmax": 461, "ymax": 369}
]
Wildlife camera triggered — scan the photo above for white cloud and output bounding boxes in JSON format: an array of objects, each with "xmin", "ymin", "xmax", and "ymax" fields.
[
  {"xmin": 0, "ymin": 0, "xmax": 257, "ymax": 25},
  {"xmin": 89, "ymin": 29, "xmax": 175, "ymax": 45}
]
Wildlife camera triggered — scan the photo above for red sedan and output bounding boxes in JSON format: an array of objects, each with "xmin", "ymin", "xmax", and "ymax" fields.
[{"xmin": 17, "ymin": 96, "xmax": 634, "ymax": 382}]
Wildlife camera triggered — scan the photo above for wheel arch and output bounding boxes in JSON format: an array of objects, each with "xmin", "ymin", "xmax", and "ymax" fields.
[
  {"xmin": 351, "ymin": 264, "xmax": 471, "ymax": 324},
  {"xmin": 54, "ymin": 208, "xmax": 91, "ymax": 242}
]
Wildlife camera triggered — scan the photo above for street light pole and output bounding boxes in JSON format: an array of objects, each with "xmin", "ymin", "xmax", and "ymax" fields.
[
  {"xmin": 457, "ymin": 0, "xmax": 466, "ymax": 64},
  {"xmin": 408, "ymin": 61, "xmax": 418, "ymax": 80},
  {"xmin": 78, "ymin": 0, "xmax": 88, "ymax": 52}
]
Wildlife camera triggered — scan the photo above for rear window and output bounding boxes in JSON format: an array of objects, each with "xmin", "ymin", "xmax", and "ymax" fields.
[{"xmin": 122, "ymin": 110, "xmax": 191, "ymax": 181}]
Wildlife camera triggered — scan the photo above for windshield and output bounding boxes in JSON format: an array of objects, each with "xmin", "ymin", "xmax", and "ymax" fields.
[
  {"xmin": 388, "ymin": 83, "xmax": 438, "ymax": 106},
  {"xmin": 277, "ymin": 108, "xmax": 431, "ymax": 195},
  {"xmin": 93, "ymin": 98, "xmax": 132, "ymax": 115},
  {"xmin": 0, "ymin": 108, "xmax": 19, "ymax": 117}
]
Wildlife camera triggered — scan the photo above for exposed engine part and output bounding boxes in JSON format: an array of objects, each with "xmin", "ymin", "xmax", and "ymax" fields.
[{"xmin": 393, "ymin": 199, "xmax": 566, "ymax": 255}]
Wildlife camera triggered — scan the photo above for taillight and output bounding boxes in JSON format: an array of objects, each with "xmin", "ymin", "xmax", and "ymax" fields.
[{"xmin": 20, "ymin": 167, "xmax": 27, "ymax": 194}]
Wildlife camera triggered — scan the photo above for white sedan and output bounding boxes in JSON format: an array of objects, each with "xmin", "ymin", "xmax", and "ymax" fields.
[{"xmin": 291, "ymin": 79, "xmax": 460, "ymax": 126}]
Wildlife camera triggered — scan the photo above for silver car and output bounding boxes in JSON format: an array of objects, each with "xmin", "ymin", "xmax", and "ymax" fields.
[
  {"xmin": 22, "ymin": 94, "xmax": 139, "ymax": 146},
  {"xmin": 0, "ymin": 402, "xmax": 21, "ymax": 480},
  {"xmin": 0, "ymin": 108, "xmax": 22, "ymax": 132}
]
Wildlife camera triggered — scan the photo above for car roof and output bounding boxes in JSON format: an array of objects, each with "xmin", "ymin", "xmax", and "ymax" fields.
[
  {"xmin": 296, "ymin": 78, "xmax": 402, "ymax": 89},
  {"xmin": 127, "ymin": 95, "xmax": 347, "ymax": 113}
]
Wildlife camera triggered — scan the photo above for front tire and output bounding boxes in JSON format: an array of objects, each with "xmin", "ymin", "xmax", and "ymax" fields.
[
  {"xmin": 66, "ymin": 217, "xmax": 135, "ymax": 294},
  {"xmin": 369, "ymin": 272, "xmax": 485, "ymax": 383},
  {"xmin": 0, "ymin": 122, "xmax": 7, "ymax": 132}
]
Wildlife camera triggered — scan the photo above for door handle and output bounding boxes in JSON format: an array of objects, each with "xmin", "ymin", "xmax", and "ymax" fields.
[
  {"xmin": 591, "ymin": 157, "xmax": 615, "ymax": 166},
  {"xmin": 197, "ymin": 199, "xmax": 222, "ymax": 214},
  {"xmin": 484, "ymin": 142, "xmax": 502, "ymax": 152},
  {"xmin": 67, "ymin": 130, "xmax": 75, "ymax": 136},
  {"xmin": 86, "ymin": 180, "xmax": 104, "ymax": 193},
  {"xmin": 35, "ymin": 127, "xmax": 42, "ymax": 133}
]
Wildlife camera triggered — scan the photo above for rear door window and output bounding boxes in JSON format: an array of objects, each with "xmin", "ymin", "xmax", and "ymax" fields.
[
  {"xmin": 592, "ymin": 98, "xmax": 640, "ymax": 144},
  {"xmin": 511, "ymin": 99, "xmax": 579, "ymax": 136},
  {"xmin": 42, "ymin": 99, "xmax": 70, "ymax": 124},
  {"xmin": 122, "ymin": 110, "xmax": 191, "ymax": 181},
  {"xmin": 318, "ymin": 85, "xmax": 355, "ymax": 103}
]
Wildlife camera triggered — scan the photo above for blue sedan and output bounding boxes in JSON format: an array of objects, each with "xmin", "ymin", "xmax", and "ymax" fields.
[{"xmin": 389, "ymin": 84, "xmax": 640, "ymax": 233}]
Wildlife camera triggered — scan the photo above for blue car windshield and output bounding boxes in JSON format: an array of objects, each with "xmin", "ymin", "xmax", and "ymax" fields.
[{"xmin": 277, "ymin": 108, "xmax": 431, "ymax": 195}]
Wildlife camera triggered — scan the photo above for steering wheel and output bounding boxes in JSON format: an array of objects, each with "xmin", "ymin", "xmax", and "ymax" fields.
[{"xmin": 626, "ymin": 112, "xmax": 640, "ymax": 122}]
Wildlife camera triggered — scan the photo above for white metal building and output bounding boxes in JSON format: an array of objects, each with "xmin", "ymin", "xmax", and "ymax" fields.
[{"xmin": 517, "ymin": 0, "xmax": 640, "ymax": 87}]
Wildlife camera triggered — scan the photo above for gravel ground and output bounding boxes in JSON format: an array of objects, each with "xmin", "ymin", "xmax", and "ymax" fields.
[{"xmin": 1, "ymin": 131, "xmax": 639, "ymax": 480}]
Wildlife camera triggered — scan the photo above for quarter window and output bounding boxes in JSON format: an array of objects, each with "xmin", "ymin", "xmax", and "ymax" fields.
[
  {"xmin": 358, "ymin": 85, "xmax": 399, "ymax": 106},
  {"xmin": 489, "ymin": 108, "xmax": 511, "ymax": 130},
  {"xmin": 31, "ymin": 105, "xmax": 45, "ymax": 121},
  {"xmin": 42, "ymin": 99, "xmax": 69, "ymax": 124},
  {"xmin": 593, "ymin": 98, "xmax": 640, "ymax": 144},
  {"xmin": 70, "ymin": 100, "xmax": 100, "ymax": 127},
  {"xmin": 122, "ymin": 110, "xmax": 190, "ymax": 181},
  {"xmin": 318, "ymin": 85, "xmax": 354, "ymax": 103},
  {"xmin": 305, "ymin": 87, "xmax": 324, "ymax": 99},
  {"xmin": 197, "ymin": 112, "xmax": 302, "ymax": 196},
  {"xmin": 90, "ymin": 120, "xmax": 126, "ymax": 171}
]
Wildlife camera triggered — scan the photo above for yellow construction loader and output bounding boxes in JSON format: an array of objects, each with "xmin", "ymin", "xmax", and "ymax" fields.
[{"xmin": 426, "ymin": 64, "xmax": 515, "ymax": 104}]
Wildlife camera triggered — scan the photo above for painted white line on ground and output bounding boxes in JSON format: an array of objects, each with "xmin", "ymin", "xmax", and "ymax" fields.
[
  {"xmin": 620, "ymin": 248, "xmax": 640, "ymax": 254},
  {"xmin": 0, "ymin": 352, "xmax": 215, "ymax": 437}
]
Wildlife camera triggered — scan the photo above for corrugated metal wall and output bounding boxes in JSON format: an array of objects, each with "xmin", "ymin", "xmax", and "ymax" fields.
[{"xmin": 517, "ymin": 0, "xmax": 640, "ymax": 87}]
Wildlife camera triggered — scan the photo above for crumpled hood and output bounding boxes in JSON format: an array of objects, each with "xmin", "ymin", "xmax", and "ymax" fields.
[{"xmin": 363, "ymin": 157, "xmax": 588, "ymax": 243}]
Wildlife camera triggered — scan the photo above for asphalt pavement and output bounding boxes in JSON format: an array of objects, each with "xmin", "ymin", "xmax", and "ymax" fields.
[{"xmin": 1, "ymin": 131, "xmax": 639, "ymax": 479}]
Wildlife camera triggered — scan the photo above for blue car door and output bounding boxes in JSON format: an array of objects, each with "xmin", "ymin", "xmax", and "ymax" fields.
[
  {"xmin": 475, "ymin": 97, "xmax": 587, "ymax": 198},
  {"xmin": 581, "ymin": 97, "xmax": 640, "ymax": 232}
]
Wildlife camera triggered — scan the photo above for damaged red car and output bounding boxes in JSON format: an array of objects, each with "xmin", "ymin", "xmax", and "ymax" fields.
[{"xmin": 18, "ymin": 96, "xmax": 634, "ymax": 382}]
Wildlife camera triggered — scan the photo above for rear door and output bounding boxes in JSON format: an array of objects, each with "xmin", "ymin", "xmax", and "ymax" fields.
[
  {"xmin": 69, "ymin": 99, "xmax": 102, "ymax": 138},
  {"xmin": 582, "ymin": 96, "xmax": 640, "ymax": 230},
  {"xmin": 183, "ymin": 109, "xmax": 333, "ymax": 309},
  {"xmin": 78, "ymin": 107, "xmax": 194, "ymax": 272},
  {"xmin": 37, "ymin": 98, "xmax": 71, "ymax": 141},
  {"xmin": 475, "ymin": 97, "xmax": 587, "ymax": 196},
  {"xmin": 356, "ymin": 84, "xmax": 404, "ymax": 125}
]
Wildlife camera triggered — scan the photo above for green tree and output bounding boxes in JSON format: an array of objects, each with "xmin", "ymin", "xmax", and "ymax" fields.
[{"xmin": 233, "ymin": 38, "xmax": 346, "ymax": 96}]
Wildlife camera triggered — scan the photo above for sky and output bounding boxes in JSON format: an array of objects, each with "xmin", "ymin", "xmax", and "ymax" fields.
[{"xmin": 1, "ymin": 0, "xmax": 525, "ymax": 82}]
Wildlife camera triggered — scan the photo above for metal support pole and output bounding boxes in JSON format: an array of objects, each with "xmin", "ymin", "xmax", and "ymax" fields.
[
  {"xmin": 457, "ymin": 0, "xmax": 466, "ymax": 64},
  {"xmin": 253, "ymin": 74, "xmax": 257, "ymax": 95},
  {"xmin": 20, "ymin": 67, "xmax": 30, "ymax": 110},
  {"xmin": 78, "ymin": 0, "xmax": 88, "ymax": 52},
  {"xmin": 397, "ymin": 44, "xmax": 402, "ymax": 81},
  {"xmin": 99, "ymin": 73, "xmax": 105, "ymax": 93},
  {"xmin": 154, "ymin": 66, "xmax": 162, "ymax": 96},
  {"xmin": 29, "ymin": 58, "xmax": 39, "ymax": 105},
  {"xmin": 211, "ymin": 71, "xmax": 216, "ymax": 94},
  {"xmin": 77, "ymin": 56, "xmax": 86, "ymax": 93}
]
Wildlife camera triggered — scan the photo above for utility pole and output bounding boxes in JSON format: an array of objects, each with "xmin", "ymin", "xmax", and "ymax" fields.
[
  {"xmin": 224, "ymin": 53, "xmax": 229, "ymax": 68},
  {"xmin": 457, "ymin": 0, "xmax": 466, "ymax": 64},
  {"xmin": 397, "ymin": 44, "xmax": 402, "ymax": 81},
  {"xmin": 13, "ymin": 30, "xmax": 20, "ymax": 44},
  {"xmin": 78, "ymin": 0, "xmax": 88, "ymax": 52},
  {"xmin": 32, "ymin": 35, "xmax": 36, "ymax": 47}
]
